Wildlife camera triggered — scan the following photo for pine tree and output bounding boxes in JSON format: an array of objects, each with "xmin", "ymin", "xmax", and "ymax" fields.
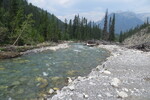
[
  {"xmin": 103, "ymin": 9, "xmax": 108, "ymax": 40},
  {"xmin": 119, "ymin": 31, "xmax": 123, "ymax": 43},
  {"xmin": 68, "ymin": 19, "xmax": 73, "ymax": 39},
  {"xmin": 147, "ymin": 17, "xmax": 149, "ymax": 24},
  {"xmin": 109, "ymin": 13, "xmax": 115, "ymax": 41},
  {"xmin": 108, "ymin": 17, "xmax": 112, "ymax": 40}
]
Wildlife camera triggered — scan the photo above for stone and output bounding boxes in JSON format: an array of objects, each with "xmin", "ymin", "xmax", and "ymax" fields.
[
  {"xmin": 49, "ymin": 89, "xmax": 54, "ymax": 94},
  {"xmin": 67, "ymin": 77, "xmax": 73, "ymax": 83},
  {"xmin": 117, "ymin": 91, "xmax": 128, "ymax": 98},
  {"xmin": 111, "ymin": 78, "xmax": 121, "ymax": 87},
  {"xmin": 89, "ymin": 82, "xmax": 96, "ymax": 85},
  {"xmin": 122, "ymin": 88, "xmax": 129, "ymax": 92},
  {"xmin": 68, "ymin": 85, "xmax": 75, "ymax": 91},
  {"xmin": 83, "ymin": 93, "xmax": 89, "ymax": 99},
  {"xmin": 103, "ymin": 70, "xmax": 111, "ymax": 75},
  {"xmin": 98, "ymin": 94, "xmax": 102, "ymax": 97},
  {"xmin": 105, "ymin": 92, "xmax": 113, "ymax": 97}
]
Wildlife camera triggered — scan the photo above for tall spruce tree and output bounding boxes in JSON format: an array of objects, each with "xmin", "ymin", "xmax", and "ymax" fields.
[
  {"xmin": 103, "ymin": 9, "xmax": 108, "ymax": 40},
  {"xmin": 109, "ymin": 13, "xmax": 115, "ymax": 41},
  {"xmin": 119, "ymin": 31, "xmax": 123, "ymax": 43}
]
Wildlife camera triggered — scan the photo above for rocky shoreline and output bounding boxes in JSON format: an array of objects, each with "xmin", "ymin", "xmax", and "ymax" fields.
[{"xmin": 48, "ymin": 45, "xmax": 150, "ymax": 100}]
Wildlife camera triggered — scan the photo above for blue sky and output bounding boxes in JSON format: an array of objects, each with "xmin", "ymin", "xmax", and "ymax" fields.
[{"xmin": 28, "ymin": 0, "xmax": 150, "ymax": 22}]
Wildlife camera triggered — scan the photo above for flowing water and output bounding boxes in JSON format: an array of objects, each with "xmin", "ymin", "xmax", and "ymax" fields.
[{"xmin": 0, "ymin": 43, "xmax": 110, "ymax": 100}]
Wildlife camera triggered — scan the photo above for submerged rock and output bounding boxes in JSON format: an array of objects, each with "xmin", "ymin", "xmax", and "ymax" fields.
[
  {"xmin": 66, "ymin": 70, "xmax": 78, "ymax": 76},
  {"xmin": 12, "ymin": 81, "xmax": 21, "ymax": 86},
  {"xmin": 0, "ymin": 67, "xmax": 5, "ymax": 70},
  {"xmin": 36, "ymin": 77, "xmax": 48, "ymax": 88}
]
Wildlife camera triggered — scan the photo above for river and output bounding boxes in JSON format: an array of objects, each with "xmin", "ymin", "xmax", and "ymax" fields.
[{"xmin": 0, "ymin": 43, "xmax": 110, "ymax": 100}]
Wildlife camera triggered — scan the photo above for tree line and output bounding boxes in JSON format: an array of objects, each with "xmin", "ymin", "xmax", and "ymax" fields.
[
  {"xmin": 0, "ymin": 0, "xmax": 103, "ymax": 46},
  {"xmin": 119, "ymin": 18, "xmax": 150, "ymax": 43}
]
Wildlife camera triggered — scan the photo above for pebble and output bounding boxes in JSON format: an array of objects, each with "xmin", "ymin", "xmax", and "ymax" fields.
[
  {"xmin": 89, "ymin": 82, "xmax": 96, "ymax": 85},
  {"xmin": 68, "ymin": 85, "xmax": 75, "ymax": 91},
  {"xmin": 111, "ymin": 78, "xmax": 121, "ymax": 87},
  {"xmin": 103, "ymin": 70, "xmax": 111, "ymax": 75},
  {"xmin": 98, "ymin": 94, "xmax": 102, "ymax": 97},
  {"xmin": 83, "ymin": 93, "xmax": 89, "ymax": 99},
  {"xmin": 105, "ymin": 92, "xmax": 113, "ymax": 97},
  {"xmin": 122, "ymin": 88, "xmax": 129, "ymax": 92},
  {"xmin": 67, "ymin": 77, "xmax": 73, "ymax": 83},
  {"xmin": 117, "ymin": 91, "xmax": 128, "ymax": 98}
]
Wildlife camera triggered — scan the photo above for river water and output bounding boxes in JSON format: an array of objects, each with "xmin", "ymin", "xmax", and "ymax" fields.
[{"xmin": 0, "ymin": 43, "xmax": 110, "ymax": 100}]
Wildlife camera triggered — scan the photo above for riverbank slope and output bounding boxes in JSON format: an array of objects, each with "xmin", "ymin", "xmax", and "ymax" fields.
[{"xmin": 48, "ymin": 45, "xmax": 150, "ymax": 100}]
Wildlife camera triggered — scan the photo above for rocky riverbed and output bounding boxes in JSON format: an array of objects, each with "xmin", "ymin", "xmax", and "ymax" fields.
[{"xmin": 48, "ymin": 45, "xmax": 150, "ymax": 100}]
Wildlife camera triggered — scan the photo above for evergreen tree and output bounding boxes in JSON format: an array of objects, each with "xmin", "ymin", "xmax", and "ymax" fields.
[
  {"xmin": 108, "ymin": 17, "xmax": 112, "ymax": 39},
  {"xmin": 109, "ymin": 13, "xmax": 115, "ymax": 41},
  {"xmin": 119, "ymin": 31, "xmax": 123, "ymax": 43},
  {"xmin": 103, "ymin": 9, "xmax": 108, "ymax": 40}
]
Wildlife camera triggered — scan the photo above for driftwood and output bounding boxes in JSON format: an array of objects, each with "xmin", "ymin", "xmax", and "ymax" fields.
[{"xmin": 129, "ymin": 42, "xmax": 150, "ymax": 52}]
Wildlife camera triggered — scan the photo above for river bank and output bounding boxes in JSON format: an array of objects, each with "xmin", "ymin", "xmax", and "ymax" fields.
[
  {"xmin": 48, "ymin": 44, "xmax": 150, "ymax": 100},
  {"xmin": 0, "ymin": 41, "xmax": 70, "ymax": 59}
]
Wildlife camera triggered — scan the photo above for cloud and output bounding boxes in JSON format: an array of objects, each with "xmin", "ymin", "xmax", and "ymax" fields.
[
  {"xmin": 28, "ymin": 0, "xmax": 150, "ymax": 22},
  {"xmin": 58, "ymin": 11, "xmax": 105, "ymax": 22}
]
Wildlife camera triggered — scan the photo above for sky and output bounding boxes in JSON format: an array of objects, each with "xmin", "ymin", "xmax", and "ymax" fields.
[{"xmin": 28, "ymin": 0, "xmax": 150, "ymax": 22}]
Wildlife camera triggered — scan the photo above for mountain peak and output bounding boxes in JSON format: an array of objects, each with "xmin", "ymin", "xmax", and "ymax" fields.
[{"xmin": 97, "ymin": 11, "xmax": 144, "ymax": 34}]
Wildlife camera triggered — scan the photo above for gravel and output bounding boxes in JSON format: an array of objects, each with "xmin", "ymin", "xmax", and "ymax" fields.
[{"xmin": 47, "ymin": 45, "xmax": 150, "ymax": 100}]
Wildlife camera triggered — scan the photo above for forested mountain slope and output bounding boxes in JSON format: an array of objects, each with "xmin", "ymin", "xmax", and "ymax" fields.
[
  {"xmin": 0, "ymin": 0, "xmax": 64, "ymax": 45},
  {"xmin": 0, "ymin": 0, "xmax": 102, "ymax": 46},
  {"xmin": 123, "ymin": 25, "xmax": 150, "ymax": 46}
]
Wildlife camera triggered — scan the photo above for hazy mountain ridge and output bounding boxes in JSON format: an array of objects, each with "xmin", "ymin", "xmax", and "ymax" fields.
[{"xmin": 97, "ymin": 12, "xmax": 150, "ymax": 34}]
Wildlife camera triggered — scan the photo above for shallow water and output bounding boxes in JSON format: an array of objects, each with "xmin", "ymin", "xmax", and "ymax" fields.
[{"xmin": 0, "ymin": 43, "xmax": 110, "ymax": 100}]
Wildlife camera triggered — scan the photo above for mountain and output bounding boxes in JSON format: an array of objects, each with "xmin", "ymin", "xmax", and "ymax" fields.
[
  {"xmin": 97, "ymin": 12, "xmax": 144, "ymax": 34},
  {"xmin": 137, "ymin": 13, "xmax": 150, "ymax": 22}
]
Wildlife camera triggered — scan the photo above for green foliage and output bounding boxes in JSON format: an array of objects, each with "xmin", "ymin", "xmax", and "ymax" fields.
[
  {"xmin": 0, "ymin": 27, "xmax": 9, "ymax": 44},
  {"xmin": 0, "ymin": 0, "xmax": 103, "ymax": 45},
  {"xmin": 108, "ymin": 14, "xmax": 115, "ymax": 41},
  {"xmin": 119, "ymin": 32, "xmax": 123, "ymax": 43},
  {"xmin": 102, "ymin": 9, "xmax": 108, "ymax": 40}
]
